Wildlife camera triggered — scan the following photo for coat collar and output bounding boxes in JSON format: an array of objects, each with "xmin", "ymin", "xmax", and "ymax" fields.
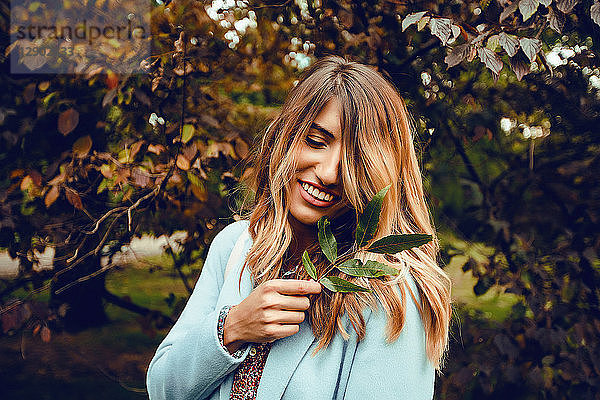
[
  {"xmin": 256, "ymin": 320, "xmax": 316, "ymax": 399},
  {"xmin": 217, "ymin": 231, "xmax": 317, "ymax": 399}
]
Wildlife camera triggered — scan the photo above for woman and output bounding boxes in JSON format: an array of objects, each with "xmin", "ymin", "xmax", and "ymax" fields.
[{"xmin": 146, "ymin": 55, "xmax": 452, "ymax": 400}]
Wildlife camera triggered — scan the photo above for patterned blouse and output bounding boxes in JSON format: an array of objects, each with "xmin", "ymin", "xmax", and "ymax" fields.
[{"xmin": 216, "ymin": 264, "xmax": 300, "ymax": 400}]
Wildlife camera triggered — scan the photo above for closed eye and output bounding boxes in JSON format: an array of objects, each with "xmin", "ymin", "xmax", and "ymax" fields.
[{"xmin": 305, "ymin": 135, "xmax": 326, "ymax": 148}]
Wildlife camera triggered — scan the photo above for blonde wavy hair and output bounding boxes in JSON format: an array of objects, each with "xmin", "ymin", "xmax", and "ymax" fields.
[{"xmin": 240, "ymin": 55, "xmax": 451, "ymax": 369}]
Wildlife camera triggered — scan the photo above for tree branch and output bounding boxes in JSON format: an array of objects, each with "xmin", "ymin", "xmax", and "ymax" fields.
[
  {"xmin": 0, "ymin": 270, "xmax": 54, "ymax": 300},
  {"xmin": 102, "ymin": 289, "xmax": 174, "ymax": 325}
]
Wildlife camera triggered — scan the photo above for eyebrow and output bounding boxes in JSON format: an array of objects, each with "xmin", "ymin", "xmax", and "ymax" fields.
[{"xmin": 310, "ymin": 122, "xmax": 335, "ymax": 139}]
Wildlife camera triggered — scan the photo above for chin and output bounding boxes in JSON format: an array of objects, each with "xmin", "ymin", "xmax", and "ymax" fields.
[{"xmin": 289, "ymin": 210, "xmax": 323, "ymax": 227}]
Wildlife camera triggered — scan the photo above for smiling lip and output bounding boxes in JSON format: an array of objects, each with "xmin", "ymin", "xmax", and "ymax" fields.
[{"xmin": 298, "ymin": 180, "xmax": 339, "ymax": 207}]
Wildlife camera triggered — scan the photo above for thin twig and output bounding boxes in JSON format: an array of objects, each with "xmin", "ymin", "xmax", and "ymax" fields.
[
  {"xmin": 54, "ymin": 188, "xmax": 158, "ymax": 280},
  {"xmin": 81, "ymin": 206, "xmax": 128, "ymax": 235},
  {"xmin": 71, "ymin": 348, "xmax": 147, "ymax": 393},
  {"xmin": 165, "ymin": 237, "xmax": 193, "ymax": 295}
]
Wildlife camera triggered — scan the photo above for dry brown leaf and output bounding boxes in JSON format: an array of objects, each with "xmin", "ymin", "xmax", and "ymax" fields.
[
  {"xmin": 45, "ymin": 186, "xmax": 59, "ymax": 208},
  {"xmin": 23, "ymin": 83, "xmax": 36, "ymax": 104},
  {"xmin": 20, "ymin": 175, "xmax": 33, "ymax": 191},
  {"xmin": 10, "ymin": 169, "xmax": 25, "ymax": 178},
  {"xmin": 173, "ymin": 63, "xmax": 194, "ymax": 76},
  {"xmin": 73, "ymin": 135, "xmax": 92, "ymax": 157},
  {"xmin": 4, "ymin": 40, "xmax": 19, "ymax": 57},
  {"xmin": 41, "ymin": 326, "xmax": 51, "ymax": 343},
  {"xmin": 234, "ymin": 137, "xmax": 249, "ymax": 159},
  {"xmin": 445, "ymin": 44, "xmax": 470, "ymax": 68},
  {"xmin": 100, "ymin": 164, "xmax": 113, "ymax": 178},
  {"xmin": 29, "ymin": 170, "xmax": 42, "ymax": 187},
  {"xmin": 86, "ymin": 65, "xmax": 104, "ymax": 77},
  {"xmin": 134, "ymin": 89, "xmax": 151, "ymax": 106},
  {"xmin": 129, "ymin": 141, "xmax": 145, "ymax": 160},
  {"xmin": 114, "ymin": 168, "xmax": 131, "ymax": 185},
  {"xmin": 174, "ymin": 31, "xmax": 185, "ymax": 53},
  {"xmin": 183, "ymin": 142, "xmax": 198, "ymax": 161},
  {"xmin": 176, "ymin": 154, "xmax": 190, "ymax": 170},
  {"xmin": 106, "ymin": 71, "xmax": 119, "ymax": 89},
  {"xmin": 58, "ymin": 108, "xmax": 79, "ymax": 136},
  {"xmin": 48, "ymin": 171, "xmax": 66, "ymax": 185},
  {"xmin": 191, "ymin": 184, "xmax": 207, "ymax": 201},
  {"xmin": 65, "ymin": 189, "xmax": 83, "ymax": 210},
  {"xmin": 102, "ymin": 88, "xmax": 117, "ymax": 108},
  {"xmin": 169, "ymin": 172, "xmax": 183, "ymax": 185},
  {"xmin": 132, "ymin": 168, "xmax": 150, "ymax": 187},
  {"xmin": 147, "ymin": 144, "xmax": 165, "ymax": 154}
]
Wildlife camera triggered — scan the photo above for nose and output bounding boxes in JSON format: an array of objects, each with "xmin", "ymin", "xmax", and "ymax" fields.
[{"xmin": 316, "ymin": 147, "xmax": 341, "ymax": 187}]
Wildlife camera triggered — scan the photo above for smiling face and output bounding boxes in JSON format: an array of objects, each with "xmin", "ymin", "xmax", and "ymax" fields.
[{"xmin": 288, "ymin": 98, "xmax": 349, "ymax": 229}]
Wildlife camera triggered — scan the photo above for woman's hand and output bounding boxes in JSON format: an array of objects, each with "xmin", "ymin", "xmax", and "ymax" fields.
[{"xmin": 223, "ymin": 279, "xmax": 321, "ymax": 353}]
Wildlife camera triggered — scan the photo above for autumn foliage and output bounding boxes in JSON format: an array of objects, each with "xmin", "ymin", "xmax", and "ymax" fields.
[{"xmin": 1, "ymin": 0, "xmax": 600, "ymax": 398}]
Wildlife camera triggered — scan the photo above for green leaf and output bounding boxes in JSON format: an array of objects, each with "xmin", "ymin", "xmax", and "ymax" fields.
[
  {"xmin": 364, "ymin": 260, "xmax": 400, "ymax": 276},
  {"xmin": 367, "ymin": 234, "xmax": 432, "ymax": 254},
  {"xmin": 318, "ymin": 217, "xmax": 337, "ymax": 263},
  {"xmin": 339, "ymin": 258, "xmax": 362, "ymax": 269},
  {"xmin": 97, "ymin": 178, "xmax": 108, "ymax": 194},
  {"xmin": 337, "ymin": 259, "xmax": 399, "ymax": 277},
  {"xmin": 182, "ymin": 124, "xmax": 195, "ymax": 144},
  {"xmin": 355, "ymin": 185, "xmax": 391, "ymax": 248},
  {"xmin": 42, "ymin": 92, "xmax": 58, "ymax": 108},
  {"xmin": 187, "ymin": 171, "xmax": 203, "ymax": 187},
  {"xmin": 302, "ymin": 250, "xmax": 318, "ymax": 281},
  {"xmin": 319, "ymin": 276, "xmax": 371, "ymax": 293}
]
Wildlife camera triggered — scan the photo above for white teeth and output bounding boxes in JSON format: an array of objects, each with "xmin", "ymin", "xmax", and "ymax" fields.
[{"xmin": 301, "ymin": 182, "xmax": 334, "ymax": 202}]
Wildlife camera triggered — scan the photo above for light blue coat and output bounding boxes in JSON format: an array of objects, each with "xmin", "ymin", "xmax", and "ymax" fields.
[{"xmin": 146, "ymin": 221, "xmax": 435, "ymax": 400}]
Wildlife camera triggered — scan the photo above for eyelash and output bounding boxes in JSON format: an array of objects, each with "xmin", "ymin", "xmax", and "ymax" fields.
[{"xmin": 305, "ymin": 136, "xmax": 326, "ymax": 148}]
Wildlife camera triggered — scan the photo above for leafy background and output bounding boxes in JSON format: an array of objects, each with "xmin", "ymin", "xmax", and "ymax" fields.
[{"xmin": 1, "ymin": 0, "xmax": 599, "ymax": 398}]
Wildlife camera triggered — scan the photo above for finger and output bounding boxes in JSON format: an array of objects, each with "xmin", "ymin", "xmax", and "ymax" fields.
[
  {"xmin": 275, "ymin": 293, "xmax": 311, "ymax": 311},
  {"xmin": 271, "ymin": 310, "xmax": 306, "ymax": 324},
  {"xmin": 261, "ymin": 310, "xmax": 304, "ymax": 325},
  {"xmin": 272, "ymin": 279, "xmax": 322, "ymax": 295},
  {"xmin": 272, "ymin": 324, "xmax": 300, "ymax": 340},
  {"xmin": 256, "ymin": 323, "xmax": 300, "ymax": 343}
]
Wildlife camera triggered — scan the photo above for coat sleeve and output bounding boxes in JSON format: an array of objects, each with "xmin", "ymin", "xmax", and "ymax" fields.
[
  {"xmin": 342, "ymin": 277, "xmax": 436, "ymax": 400},
  {"xmin": 146, "ymin": 221, "xmax": 252, "ymax": 400}
]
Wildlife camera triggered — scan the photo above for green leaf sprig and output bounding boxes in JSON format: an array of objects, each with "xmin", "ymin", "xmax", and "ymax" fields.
[{"xmin": 302, "ymin": 185, "xmax": 432, "ymax": 292}]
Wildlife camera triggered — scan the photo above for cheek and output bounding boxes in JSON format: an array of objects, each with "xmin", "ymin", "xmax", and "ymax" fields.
[{"xmin": 294, "ymin": 145, "xmax": 318, "ymax": 170}]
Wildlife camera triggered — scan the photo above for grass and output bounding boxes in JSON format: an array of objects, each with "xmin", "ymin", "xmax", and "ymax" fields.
[
  {"xmin": 445, "ymin": 254, "xmax": 519, "ymax": 321},
  {"xmin": 440, "ymin": 230, "xmax": 520, "ymax": 322},
  {"xmin": 104, "ymin": 254, "xmax": 200, "ymax": 316},
  {"xmin": 1, "ymin": 256, "xmax": 200, "ymax": 400}
]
